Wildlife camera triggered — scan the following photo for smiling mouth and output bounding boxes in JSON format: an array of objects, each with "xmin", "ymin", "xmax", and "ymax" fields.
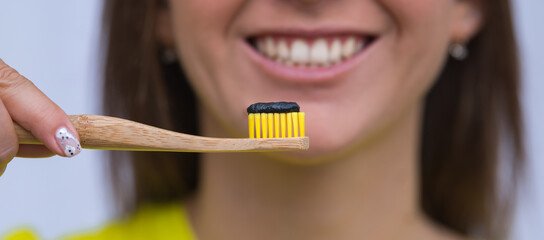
[{"xmin": 247, "ymin": 34, "xmax": 376, "ymax": 68}]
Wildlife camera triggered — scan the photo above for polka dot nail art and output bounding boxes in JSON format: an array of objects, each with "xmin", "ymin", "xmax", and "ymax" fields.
[{"xmin": 55, "ymin": 127, "xmax": 82, "ymax": 157}]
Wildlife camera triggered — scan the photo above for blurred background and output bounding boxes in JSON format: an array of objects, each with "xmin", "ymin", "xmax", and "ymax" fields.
[{"xmin": 0, "ymin": 0, "xmax": 542, "ymax": 239}]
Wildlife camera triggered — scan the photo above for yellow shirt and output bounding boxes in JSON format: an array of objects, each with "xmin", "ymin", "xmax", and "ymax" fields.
[
  {"xmin": 3, "ymin": 204, "xmax": 485, "ymax": 240},
  {"xmin": 3, "ymin": 204, "xmax": 197, "ymax": 240}
]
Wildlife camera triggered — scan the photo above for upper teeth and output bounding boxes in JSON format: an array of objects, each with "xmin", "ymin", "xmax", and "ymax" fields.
[{"xmin": 255, "ymin": 36, "xmax": 366, "ymax": 67}]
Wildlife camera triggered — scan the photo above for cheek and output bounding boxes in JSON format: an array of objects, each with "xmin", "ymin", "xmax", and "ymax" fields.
[
  {"xmin": 384, "ymin": 0, "xmax": 455, "ymax": 59},
  {"xmin": 169, "ymin": 0, "xmax": 240, "ymax": 27},
  {"xmin": 168, "ymin": 0, "xmax": 246, "ymax": 112},
  {"xmin": 381, "ymin": 0, "xmax": 455, "ymax": 95},
  {"xmin": 169, "ymin": 0, "xmax": 240, "ymax": 60},
  {"xmin": 383, "ymin": 0, "xmax": 455, "ymax": 26}
]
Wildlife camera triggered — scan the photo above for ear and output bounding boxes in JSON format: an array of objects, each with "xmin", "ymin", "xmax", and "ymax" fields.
[
  {"xmin": 450, "ymin": 0, "xmax": 484, "ymax": 43},
  {"xmin": 156, "ymin": 6, "xmax": 175, "ymax": 49}
]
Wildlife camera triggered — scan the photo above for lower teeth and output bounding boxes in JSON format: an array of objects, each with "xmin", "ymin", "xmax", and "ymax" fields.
[{"xmin": 267, "ymin": 52, "xmax": 361, "ymax": 68}]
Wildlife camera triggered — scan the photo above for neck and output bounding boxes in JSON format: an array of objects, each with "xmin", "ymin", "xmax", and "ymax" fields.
[{"xmin": 188, "ymin": 104, "xmax": 433, "ymax": 240}]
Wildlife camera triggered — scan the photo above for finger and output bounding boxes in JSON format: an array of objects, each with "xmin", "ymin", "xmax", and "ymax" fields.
[
  {"xmin": 16, "ymin": 144, "xmax": 56, "ymax": 158},
  {"xmin": 0, "ymin": 58, "xmax": 81, "ymax": 157},
  {"xmin": 0, "ymin": 99, "xmax": 18, "ymax": 167}
]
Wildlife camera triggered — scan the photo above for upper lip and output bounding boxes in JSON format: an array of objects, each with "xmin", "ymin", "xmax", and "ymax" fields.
[{"xmin": 240, "ymin": 24, "xmax": 380, "ymax": 39}]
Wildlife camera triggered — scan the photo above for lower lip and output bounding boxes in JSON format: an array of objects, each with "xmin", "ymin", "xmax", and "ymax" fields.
[{"xmin": 242, "ymin": 39, "xmax": 375, "ymax": 84}]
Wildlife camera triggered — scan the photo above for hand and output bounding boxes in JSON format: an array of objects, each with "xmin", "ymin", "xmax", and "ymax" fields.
[{"xmin": 0, "ymin": 58, "xmax": 81, "ymax": 177}]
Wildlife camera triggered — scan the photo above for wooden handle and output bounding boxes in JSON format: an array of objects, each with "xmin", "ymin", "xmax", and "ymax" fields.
[{"xmin": 15, "ymin": 114, "xmax": 309, "ymax": 152}]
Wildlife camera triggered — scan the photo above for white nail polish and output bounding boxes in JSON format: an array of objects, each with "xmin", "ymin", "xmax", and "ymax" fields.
[{"xmin": 55, "ymin": 127, "xmax": 82, "ymax": 157}]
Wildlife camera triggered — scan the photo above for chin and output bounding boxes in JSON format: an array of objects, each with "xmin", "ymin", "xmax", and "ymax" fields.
[{"xmin": 258, "ymin": 122, "xmax": 369, "ymax": 165}]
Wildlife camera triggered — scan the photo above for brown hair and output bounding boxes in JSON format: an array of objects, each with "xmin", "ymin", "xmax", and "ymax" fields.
[{"xmin": 102, "ymin": 0, "xmax": 523, "ymax": 238}]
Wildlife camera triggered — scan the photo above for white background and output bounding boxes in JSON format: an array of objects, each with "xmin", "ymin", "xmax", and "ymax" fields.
[{"xmin": 0, "ymin": 0, "xmax": 542, "ymax": 239}]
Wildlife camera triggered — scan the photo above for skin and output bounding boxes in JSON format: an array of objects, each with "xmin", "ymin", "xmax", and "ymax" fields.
[
  {"xmin": 0, "ymin": 0, "xmax": 482, "ymax": 239},
  {"xmin": 0, "ymin": 58, "xmax": 78, "ymax": 169},
  {"xmin": 159, "ymin": 0, "xmax": 483, "ymax": 239},
  {"xmin": 162, "ymin": 0, "xmax": 482, "ymax": 158}
]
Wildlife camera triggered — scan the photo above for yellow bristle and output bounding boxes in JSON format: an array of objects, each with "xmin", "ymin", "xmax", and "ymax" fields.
[
  {"xmin": 287, "ymin": 112, "xmax": 293, "ymax": 138},
  {"xmin": 248, "ymin": 113, "xmax": 255, "ymax": 138},
  {"xmin": 262, "ymin": 113, "xmax": 268, "ymax": 138},
  {"xmin": 299, "ymin": 112, "xmax": 305, "ymax": 137},
  {"xmin": 280, "ymin": 113, "xmax": 286, "ymax": 138},
  {"xmin": 292, "ymin": 112, "xmax": 299, "ymax": 137},
  {"xmin": 268, "ymin": 113, "xmax": 273, "ymax": 138},
  {"xmin": 274, "ymin": 113, "xmax": 280, "ymax": 138},
  {"xmin": 255, "ymin": 113, "xmax": 261, "ymax": 138}
]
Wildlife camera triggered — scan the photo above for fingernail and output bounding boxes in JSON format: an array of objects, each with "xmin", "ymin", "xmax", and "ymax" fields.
[{"xmin": 55, "ymin": 127, "xmax": 82, "ymax": 157}]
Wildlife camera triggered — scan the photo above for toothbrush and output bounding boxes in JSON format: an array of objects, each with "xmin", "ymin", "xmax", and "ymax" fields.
[{"xmin": 14, "ymin": 103, "xmax": 309, "ymax": 153}]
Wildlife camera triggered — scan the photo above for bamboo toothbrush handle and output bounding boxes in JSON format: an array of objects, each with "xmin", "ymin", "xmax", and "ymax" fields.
[{"xmin": 14, "ymin": 114, "xmax": 309, "ymax": 152}]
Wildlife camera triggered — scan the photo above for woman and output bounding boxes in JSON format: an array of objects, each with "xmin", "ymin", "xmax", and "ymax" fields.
[{"xmin": 1, "ymin": 0, "xmax": 523, "ymax": 239}]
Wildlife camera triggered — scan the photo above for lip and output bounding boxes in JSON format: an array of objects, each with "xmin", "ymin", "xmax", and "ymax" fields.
[{"xmin": 241, "ymin": 29, "xmax": 378, "ymax": 84}]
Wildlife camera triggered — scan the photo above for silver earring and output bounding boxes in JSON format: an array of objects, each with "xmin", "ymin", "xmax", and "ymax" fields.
[
  {"xmin": 161, "ymin": 48, "xmax": 177, "ymax": 64},
  {"xmin": 449, "ymin": 43, "xmax": 468, "ymax": 61}
]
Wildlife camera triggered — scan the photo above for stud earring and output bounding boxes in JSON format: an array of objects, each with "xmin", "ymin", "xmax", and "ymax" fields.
[{"xmin": 449, "ymin": 43, "xmax": 468, "ymax": 61}]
